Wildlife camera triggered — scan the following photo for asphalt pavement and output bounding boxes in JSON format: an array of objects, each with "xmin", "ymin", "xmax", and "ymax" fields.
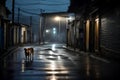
[{"xmin": 0, "ymin": 43, "xmax": 120, "ymax": 80}]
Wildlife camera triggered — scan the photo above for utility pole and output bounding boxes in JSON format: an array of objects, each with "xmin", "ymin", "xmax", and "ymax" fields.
[
  {"xmin": 74, "ymin": 14, "xmax": 77, "ymax": 50},
  {"xmin": 42, "ymin": 15, "xmax": 46, "ymax": 44},
  {"xmin": 66, "ymin": 18, "xmax": 68, "ymax": 47},
  {"xmin": 39, "ymin": 12, "xmax": 41, "ymax": 44},
  {"xmin": 11, "ymin": 0, "xmax": 15, "ymax": 45},
  {"xmin": 30, "ymin": 16, "xmax": 32, "ymax": 44},
  {"xmin": 17, "ymin": 8, "xmax": 21, "ymax": 44},
  {"xmin": 39, "ymin": 9, "xmax": 44, "ymax": 44},
  {"xmin": 12, "ymin": 0, "xmax": 15, "ymax": 25},
  {"xmin": 18, "ymin": 8, "xmax": 20, "ymax": 23}
]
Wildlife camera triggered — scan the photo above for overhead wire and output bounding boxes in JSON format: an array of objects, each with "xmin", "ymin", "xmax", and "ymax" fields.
[
  {"xmin": 15, "ymin": 7, "xmax": 62, "ymax": 11},
  {"xmin": 14, "ymin": 6, "xmax": 66, "ymax": 16},
  {"xmin": 19, "ymin": 8, "xmax": 40, "ymax": 15},
  {"xmin": 15, "ymin": 2, "xmax": 69, "ymax": 6}
]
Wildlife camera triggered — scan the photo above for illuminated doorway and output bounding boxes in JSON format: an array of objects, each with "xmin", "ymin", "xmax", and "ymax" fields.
[
  {"xmin": 85, "ymin": 20, "xmax": 90, "ymax": 51},
  {"xmin": 94, "ymin": 18, "xmax": 99, "ymax": 52}
]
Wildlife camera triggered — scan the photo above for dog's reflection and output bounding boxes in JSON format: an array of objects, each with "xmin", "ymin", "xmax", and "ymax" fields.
[{"xmin": 25, "ymin": 60, "xmax": 33, "ymax": 68}]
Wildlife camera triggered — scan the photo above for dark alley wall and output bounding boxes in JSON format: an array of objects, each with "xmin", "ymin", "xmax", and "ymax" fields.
[{"xmin": 100, "ymin": 7, "xmax": 120, "ymax": 55}]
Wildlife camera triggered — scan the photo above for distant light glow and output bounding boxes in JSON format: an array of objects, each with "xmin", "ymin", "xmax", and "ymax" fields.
[
  {"xmin": 68, "ymin": 17, "xmax": 72, "ymax": 20},
  {"xmin": 53, "ymin": 31, "xmax": 56, "ymax": 34},
  {"xmin": 46, "ymin": 29, "xmax": 50, "ymax": 33},
  {"xmin": 53, "ymin": 28, "xmax": 56, "ymax": 31},
  {"xmin": 67, "ymin": 16, "xmax": 74, "ymax": 22},
  {"xmin": 53, "ymin": 28, "xmax": 56, "ymax": 34}
]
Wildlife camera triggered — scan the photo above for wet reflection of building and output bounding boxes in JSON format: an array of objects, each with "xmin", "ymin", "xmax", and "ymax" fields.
[
  {"xmin": 85, "ymin": 55, "xmax": 101, "ymax": 80},
  {"xmin": 85, "ymin": 55, "xmax": 90, "ymax": 79},
  {"xmin": 94, "ymin": 64, "xmax": 100, "ymax": 80}
]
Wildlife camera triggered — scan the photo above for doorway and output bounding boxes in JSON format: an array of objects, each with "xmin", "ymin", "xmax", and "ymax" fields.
[
  {"xmin": 94, "ymin": 18, "xmax": 99, "ymax": 52},
  {"xmin": 85, "ymin": 20, "xmax": 90, "ymax": 51}
]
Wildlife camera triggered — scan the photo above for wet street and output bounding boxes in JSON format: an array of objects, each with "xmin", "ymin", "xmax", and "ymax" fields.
[{"xmin": 0, "ymin": 43, "xmax": 120, "ymax": 80}]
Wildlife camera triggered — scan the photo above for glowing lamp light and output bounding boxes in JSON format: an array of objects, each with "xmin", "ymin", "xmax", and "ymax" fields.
[{"xmin": 54, "ymin": 16, "xmax": 60, "ymax": 21}]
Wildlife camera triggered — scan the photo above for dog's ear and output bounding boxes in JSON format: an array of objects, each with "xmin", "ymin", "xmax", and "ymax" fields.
[{"xmin": 24, "ymin": 48, "xmax": 26, "ymax": 50}]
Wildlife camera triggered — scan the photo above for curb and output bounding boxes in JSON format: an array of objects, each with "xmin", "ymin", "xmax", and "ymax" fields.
[
  {"xmin": 63, "ymin": 46, "xmax": 111, "ymax": 63},
  {"xmin": 0, "ymin": 46, "xmax": 18, "ymax": 60}
]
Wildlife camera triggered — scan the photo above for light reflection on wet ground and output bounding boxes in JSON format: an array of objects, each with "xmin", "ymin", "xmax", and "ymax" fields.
[{"xmin": 0, "ymin": 44, "xmax": 120, "ymax": 80}]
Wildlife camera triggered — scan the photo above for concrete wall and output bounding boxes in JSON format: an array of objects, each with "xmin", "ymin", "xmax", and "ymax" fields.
[{"xmin": 100, "ymin": 7, "xmax": 120, "ymax": 59}]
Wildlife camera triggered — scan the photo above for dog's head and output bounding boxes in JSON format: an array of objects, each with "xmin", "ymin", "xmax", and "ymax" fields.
[
  {"xmin": 24, "ymin": 48, "xmax": 27, "ymax": 51},
  {"xmin": 24, "ymin": 48, "xmax": 28, "ymax": 53}
]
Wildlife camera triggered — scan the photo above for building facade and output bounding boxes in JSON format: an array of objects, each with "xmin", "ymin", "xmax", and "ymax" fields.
[
  {"xmin": 0, "ymin": 0, "xmax": 11, "ymax": 52},
  {"xmin": 68, "ymin": 0, "xmax": 120, "ymax": 60},
  {"xmin": 0, "ymin": 0, "xmax": 30, "ymax": 54}
]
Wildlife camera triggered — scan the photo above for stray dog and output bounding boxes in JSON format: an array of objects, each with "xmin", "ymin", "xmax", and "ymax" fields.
[{"xmin": 24, "ymin": 48, "xmax": 34, "ymax": 61}]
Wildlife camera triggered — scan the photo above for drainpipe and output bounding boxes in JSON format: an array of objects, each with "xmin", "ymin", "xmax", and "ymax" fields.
[
  {"xmin": 12, "ymin": 0, "xmax": 15, "ymax": 46},
  {"xmin": 74, "ymin": 14, "xmax": 77, "ymax": 50},
  {"xmin": 30, "ymin": 16, "xmax": 32, "ymax": 44},
  {"xmin": 12, "ymin": 0, "xmax": 15, "ymax": 25}
]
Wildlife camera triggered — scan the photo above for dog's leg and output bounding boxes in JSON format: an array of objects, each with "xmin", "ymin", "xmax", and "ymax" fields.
[
  {"xmin": 28, "ymin": 54, "xmax": 30, "ymax": 61},
  {"xmin": 31, "ymin": 52, "xmax": 33, "ymax": 60},
  {"xmin": 25, "ymin": 53, "xmax": 27, "ymax": 61},
  {"xmin": 31, "ymin": 53, "xmax": 33, "ymax": 61},
  {"xmin": 29, "ymin": 53, "xmax": 31, "ymax": 61}
]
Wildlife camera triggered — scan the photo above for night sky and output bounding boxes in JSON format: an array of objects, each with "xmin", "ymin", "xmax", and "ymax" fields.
[
  {"xmin": 6, "ymin": 0, "xmax": 70, "ymax": 40},
  {"xmin": 6, "ymin": 0, "xmax": 70, "ymax": 14}
]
